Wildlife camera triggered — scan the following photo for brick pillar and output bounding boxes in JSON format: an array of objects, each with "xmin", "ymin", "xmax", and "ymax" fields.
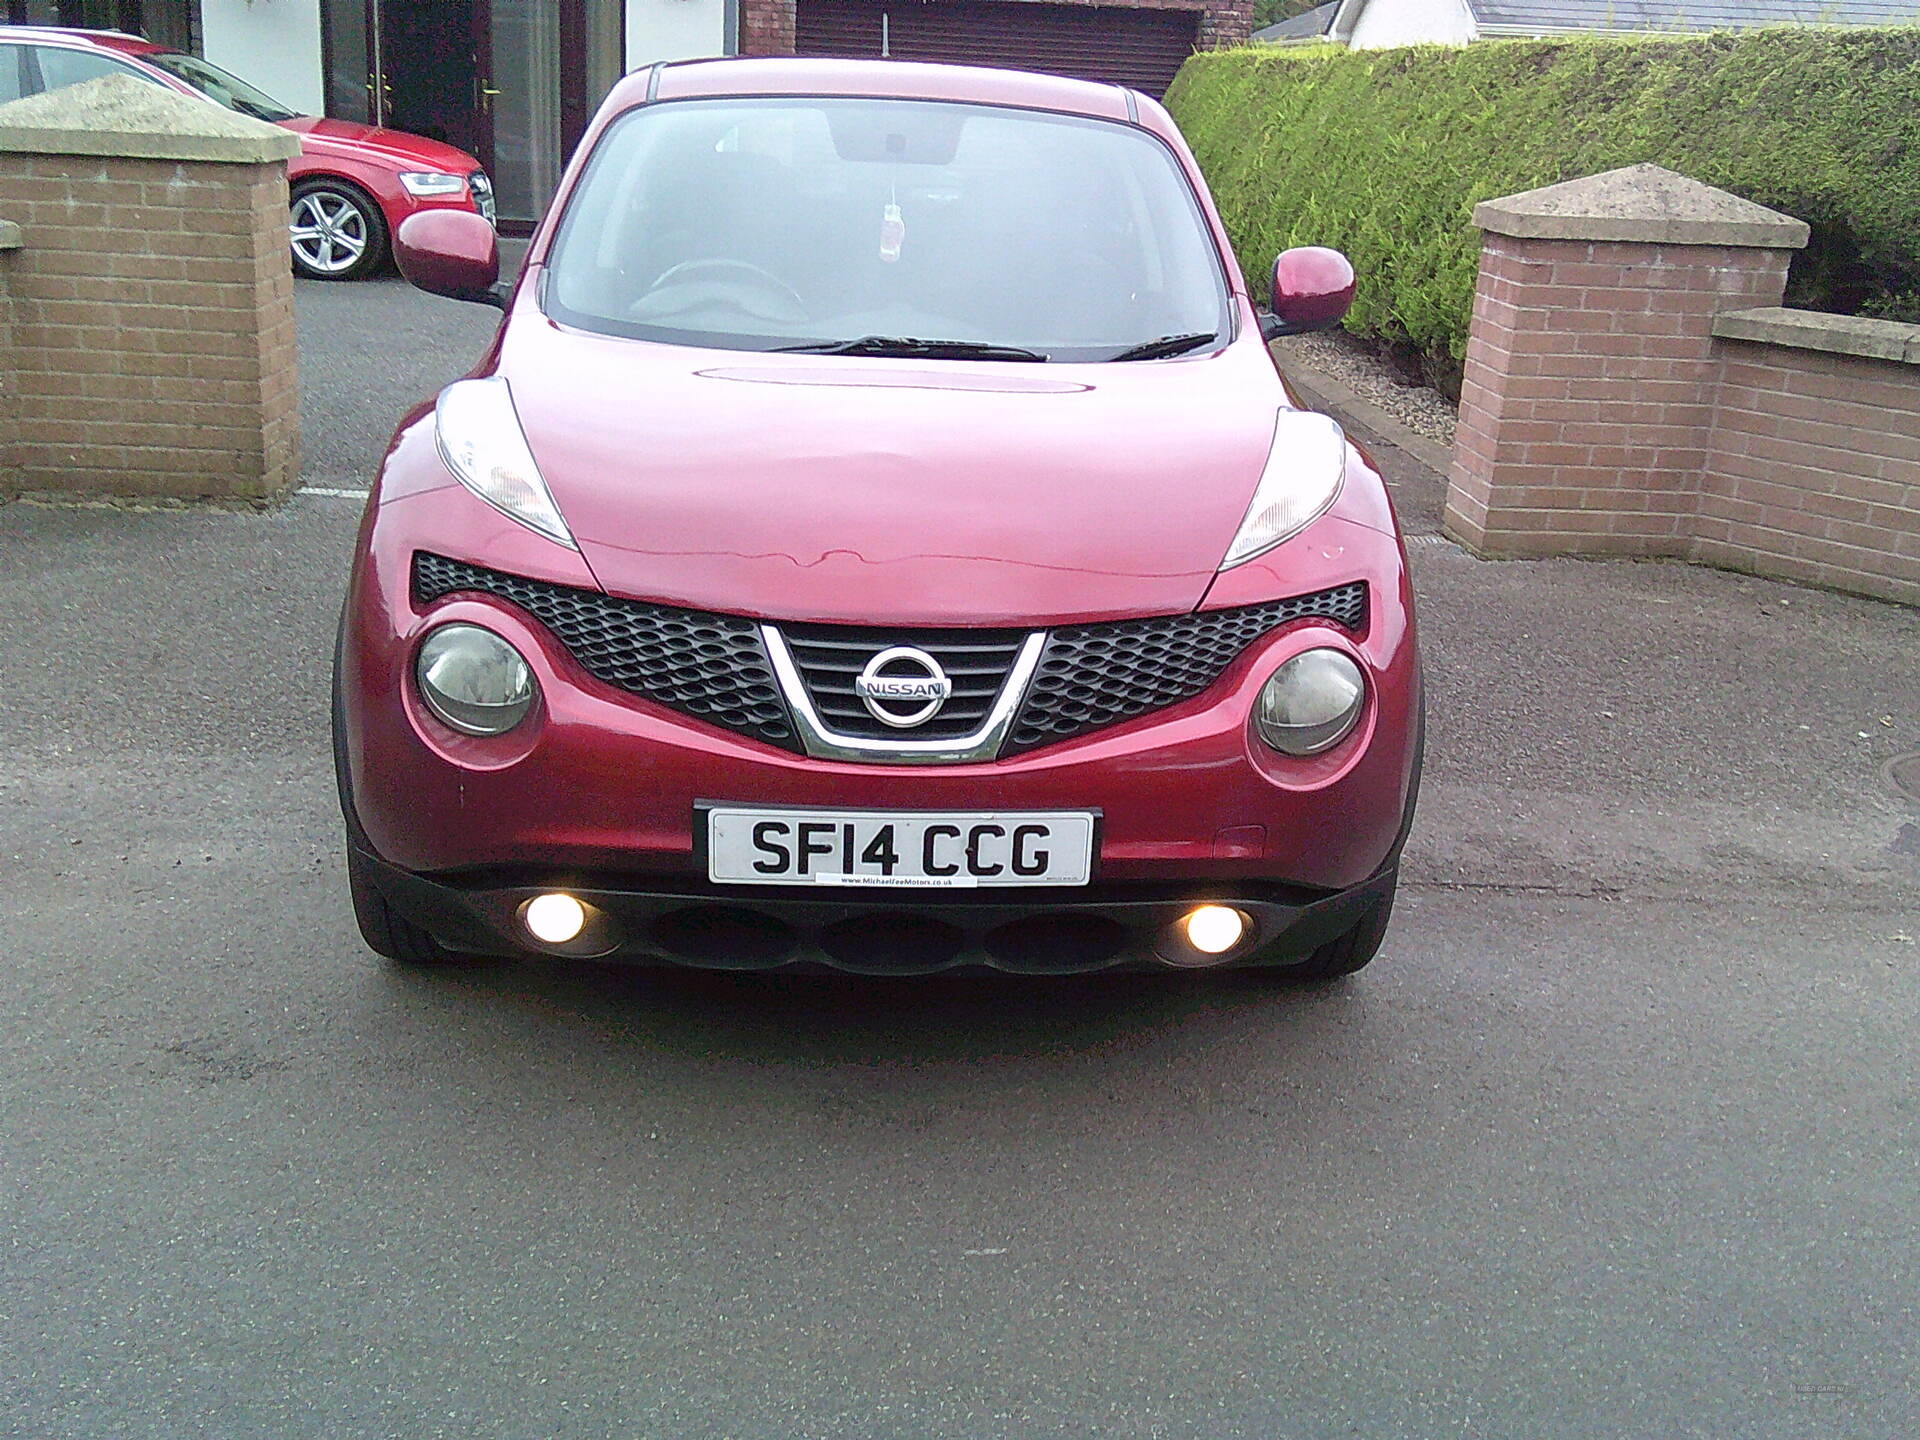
[
  {"xmin": 0, "ymin": 73, "xmax": 300, "ymax": 502},
  {"xmin": 0, "ymin": 218, "xmax": 19, "ymax": 491},
  {"xmin": 740, "ymin": 0, "xmax": 796, "ymax": 55},
  {"xmin": 1197, "ymin": 0, "xmax": 1254, "ymax": 47},
  {"xmin": 1445, "ymin": 164, "xmax": 1809, "ymax": 558}
]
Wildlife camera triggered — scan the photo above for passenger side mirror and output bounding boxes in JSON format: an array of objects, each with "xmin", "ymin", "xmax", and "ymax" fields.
[
  {"xmin": 1260, "ymin": 246, "xmax": 1356, "ymax": 341},
  {"xmin": 394, "ymin": 210, "xmax": 506, "ymax": 308}
]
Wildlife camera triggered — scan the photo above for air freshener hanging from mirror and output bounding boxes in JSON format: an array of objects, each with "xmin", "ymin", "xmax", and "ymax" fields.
[{"xmin": 880, "ymin": 202, "xmax": 905, "ymax": 263}]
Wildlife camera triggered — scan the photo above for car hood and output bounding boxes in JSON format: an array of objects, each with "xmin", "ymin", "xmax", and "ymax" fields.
[
  {"xmin": 280, "ymin": 116, "xmax": 480, "ymax": 174},
  {"xmin": 499, "ymin": 312, "xmax": 1290, "ymax": 627}
]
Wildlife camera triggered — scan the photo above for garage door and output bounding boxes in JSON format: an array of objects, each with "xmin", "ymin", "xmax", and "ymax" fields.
[{"xmin": 795, "ymin": 0, "xmax": 1201, "ymax": 98}]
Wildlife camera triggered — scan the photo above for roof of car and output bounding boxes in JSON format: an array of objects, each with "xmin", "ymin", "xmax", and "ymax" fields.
[
  {"xmin": 0, "ymin": 25, "xmax": 164, "ymax": 54},
  {"xmin": 625, "ymin": 56, "xmax": 1135, "ymax": 123}
]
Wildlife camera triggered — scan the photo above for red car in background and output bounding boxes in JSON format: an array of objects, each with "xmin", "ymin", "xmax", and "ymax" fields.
[
  {"xmin": 337, "ymin": 58, "xmax": 1424, "ymax": 981},
  {"xmin": 0, "ymin": 25, "xmax": 493, "ymax": 279}
]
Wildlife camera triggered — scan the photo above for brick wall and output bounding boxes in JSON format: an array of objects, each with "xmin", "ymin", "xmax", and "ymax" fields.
[
  {"xmin": 0, "ymin": 224, "xmax": 18, "ymax": 490},
  {"xmin": 1450, "ymin": 234, "xmax": 1792, "ymax": 558},
  {"xmin": 0, "ymin": 151, "xmax": 298, "ymax": 501},
  {"xmin": 1697, "ymin": 340, "xmax": 1920, "ymax": 603},
  {"xmin": 741, "ymin": 0, "xmax": 796, "ymax": 55},
  {"xmin": 1444, "ymin": 165, "xmax": 1918, "ymax": 608},
  {"xmin": 1195, "ymin": 0, "xmax": 1253, "ymax": 47}
]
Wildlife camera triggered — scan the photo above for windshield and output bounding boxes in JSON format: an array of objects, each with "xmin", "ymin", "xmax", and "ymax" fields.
[
  {"xmin": 544, "ymin": 98, "xmax": 1232, "ymax": 363},
  {"xmin": 146, "ymin": 52, "xmax": 298, "ymax": 123}
]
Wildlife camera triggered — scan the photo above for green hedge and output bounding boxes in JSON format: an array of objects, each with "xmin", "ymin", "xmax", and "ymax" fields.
[{"xmin": 1165, "ymin": 29, "xmax": 1920, "ymax": 388}]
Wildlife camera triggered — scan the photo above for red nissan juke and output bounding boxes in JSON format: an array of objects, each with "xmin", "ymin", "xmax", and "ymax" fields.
[{"xmin": 333, "ymin": 57, "xmax": 1423, "ymax": 980}]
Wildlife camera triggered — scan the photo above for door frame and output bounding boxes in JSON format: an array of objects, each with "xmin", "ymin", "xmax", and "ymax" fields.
[{"xmin": 321, "ymin": 0, "xmax": 598, "ymax": 231}]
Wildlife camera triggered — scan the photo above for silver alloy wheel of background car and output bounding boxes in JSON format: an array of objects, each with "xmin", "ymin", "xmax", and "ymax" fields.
[{"xmin": 289, "ymin": 180, "xmax": 387, "ymax": 282}]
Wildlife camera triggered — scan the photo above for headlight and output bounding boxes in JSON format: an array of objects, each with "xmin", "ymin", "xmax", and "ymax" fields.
[
  {"xmin": 399, "ymin": 170, "xmax": 465, "ymax": 197},
  {"xmin": 435, "ymin": 377, "xmax": 576, "ymax": 549},
  {"xmin": 416, "ymin": 624, "xmax": 536, "ymax": 735},
  {"xmin": 1221, "ymin": 411, "xmax": 1348, "ymax": 569},
  {"xmin": 1252, "ymin": 648, "xmax": 1364, "ymax": 756},
  {"xmin": 468, "ymin": 171, "xmax": 496, "ymax": 225}
]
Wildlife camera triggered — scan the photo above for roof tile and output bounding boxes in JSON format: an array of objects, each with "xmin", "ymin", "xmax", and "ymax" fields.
[{"xmin": 1475, "ymin": 0, "xmax": 1920, "ymax": 31}]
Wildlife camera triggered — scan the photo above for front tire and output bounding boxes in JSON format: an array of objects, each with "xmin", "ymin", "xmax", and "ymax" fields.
[
  {"xmin": 290, "ymin": 179, "xmax": 388, "ymax": 281},
  {"xmin": 346, "ymin": 846, "xmax": 469, "ymax": 966},
  {"xmin": 335, "ymin": 616, "xmax": 466, "ymax": 966},
  {"xmin": 1282, "ymin": 884, "xmax": 1396, "ymax": 982},
  {"xmin": 1281, "ymin": 675, "xmax": 1422, "ymax": 984}
]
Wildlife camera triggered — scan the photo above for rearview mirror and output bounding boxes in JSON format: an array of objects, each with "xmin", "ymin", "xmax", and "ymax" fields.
[
  {"xmin": 394, "ymin": 210, "xmax": 505, "ymax": 308},
  {"xmin": 1261, "ymin": 246, "xmax": 1356, "ymax": 340}
]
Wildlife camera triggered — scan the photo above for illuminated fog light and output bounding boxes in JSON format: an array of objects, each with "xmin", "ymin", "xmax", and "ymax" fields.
[
  {"xmin": 524, "ymin": 892, "xmax": 586, "ymax": 944},
  {"xmin": 1183, "ymin": 905, "xmax": 1247, "ymax": 956},
  {"xmin": 1253, "ymin": 648, "xmax": 1365, "ymax": 756}
]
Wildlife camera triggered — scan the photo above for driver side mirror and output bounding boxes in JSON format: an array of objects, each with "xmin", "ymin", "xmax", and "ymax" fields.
[
  {"xmin": 1259, "ymin": 246, "xmax": 1356, "ymax": 341},
  {"xmin": 394, "ymin": 210, "xmax": 507, "ymax": 308}
]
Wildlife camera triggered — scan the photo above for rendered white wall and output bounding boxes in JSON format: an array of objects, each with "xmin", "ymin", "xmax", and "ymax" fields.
[
  {"xmin": 624, "ymin": 0, "xmax": 730, "ymax": 68},
  {"xmin": 1345, "ymin": 0, "xmax": 1477, "ymax": 49},
  {"xmin": 199, "ymin": 0, "xmax": 326, "ymax": 117}
]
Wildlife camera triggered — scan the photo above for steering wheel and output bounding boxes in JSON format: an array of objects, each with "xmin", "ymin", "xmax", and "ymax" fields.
[{"xmin": 633, "ymin": 258, "xmax": 807, "ymax": 324}]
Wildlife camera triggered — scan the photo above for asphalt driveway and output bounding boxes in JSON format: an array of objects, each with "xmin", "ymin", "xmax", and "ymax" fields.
[
  {"xmin": 0, "ymin": 273, "xmax": 1916, "ymax": 1440},
  {"xmin": 295, "ymin": 252, "xmax": 519, "ymax": 491}
]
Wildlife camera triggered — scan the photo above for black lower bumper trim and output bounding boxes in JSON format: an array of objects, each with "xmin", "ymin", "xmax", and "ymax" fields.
[{"xmin": 358, "ymin": 851, "xmax": 1396, "ymax": 976}]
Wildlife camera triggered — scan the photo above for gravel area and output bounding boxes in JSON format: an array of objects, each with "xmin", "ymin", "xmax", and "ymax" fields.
[{"xmin": 1273, "ymin": 331, "xmax": 1459, "ymax": 448}]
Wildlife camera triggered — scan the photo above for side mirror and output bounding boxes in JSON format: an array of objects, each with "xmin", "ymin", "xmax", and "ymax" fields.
[
  {"xmin": 394, "ymin": 210, "xmax": 505, "ymax": 308},
  {"xmin": 1260, "ymin": 246, "xmax": 1356, "ymax": 340}
]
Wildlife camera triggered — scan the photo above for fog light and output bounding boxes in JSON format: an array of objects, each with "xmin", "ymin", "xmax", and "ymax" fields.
[
  {"xmin": 524, "ymin": 892, "xmax": 585, "ymax": 944},
  {"xmin": 1183, "ymin": 904, "xmax": 1247, "ymax": 955}
]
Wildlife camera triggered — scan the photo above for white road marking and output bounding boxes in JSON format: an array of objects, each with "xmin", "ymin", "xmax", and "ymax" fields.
[{"xmin": 297, "ymin": 486, "xmax": 370, "ymax": 500}]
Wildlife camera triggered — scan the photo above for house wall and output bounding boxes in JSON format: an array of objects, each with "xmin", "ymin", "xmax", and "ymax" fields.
[
  {"xmin": 1341, "ymin": 0, "xmax": 1475, "ymax": 49},
  {"xmin": 200, "ymin": 0, "xmax": 326, "ymax": 117},
  {"xmin": 743, "ymin": 0, "xmax": 1251, "ymax": 62},
  {"xmin": 626, "ymin": 0, "xmax": 732, "ymax": 66},
  {"xmin": 194, "ymin": 0, "xmax": 726, "ymax": 123}
]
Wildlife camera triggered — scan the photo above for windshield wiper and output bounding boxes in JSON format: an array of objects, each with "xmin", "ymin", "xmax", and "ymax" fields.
[
  {"xmin": 1106, "ymin": 332, "xmax": 1220, "ymax": 362},
  {"xmin": 774, "ymin": 335, "xmax": 1049, "ymax": 362}
]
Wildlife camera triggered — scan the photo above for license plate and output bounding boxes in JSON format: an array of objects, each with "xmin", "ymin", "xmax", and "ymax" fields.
[{"xmin": 703, "ymin": 806, "xmax": 1096, "ymax": 888}]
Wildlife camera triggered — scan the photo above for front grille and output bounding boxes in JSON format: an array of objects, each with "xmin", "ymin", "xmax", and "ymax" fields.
[
  {"xmin": 414, "ymin": 553, "xmax": 1364, "ymax": 760},
  {"xmin": 412, "ymin": 553, "xmax": 798, "ymax": 751},
  {"xmin": 780, "ymin": 625, "xmax": 1028, "ymax": 741},
  {"xmin": 1006, "ymin": 582, "xmax": 1367, "ymax": 753}
]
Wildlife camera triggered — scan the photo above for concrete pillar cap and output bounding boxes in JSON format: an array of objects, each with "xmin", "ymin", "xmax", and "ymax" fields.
[
  {"xmin": 1474, "ymin": 163, "xmax": 1810, "ymax": 250},
  {"xmin": 0, "ymin": 72, "xmax": 299, "ymax": 164}
]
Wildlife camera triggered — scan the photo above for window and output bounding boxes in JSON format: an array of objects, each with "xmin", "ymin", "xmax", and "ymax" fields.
[
  {"xmin": 0, "ymin": 44, "xmax": 26, "ymax": 105},
  {"xmin": 142, "ymin": 51, "xmax": 295, "ymax": 122},
  {"xmin": 545, "ymin": 97, "xmax": 1231, "ymax": 363},
  {"xmin": 28, "ymin": 44, "xmax": 159, "ymax": 95}
]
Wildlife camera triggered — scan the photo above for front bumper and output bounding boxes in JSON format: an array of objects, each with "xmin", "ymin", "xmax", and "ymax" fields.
[
  {"xmin": 337, "ymin": 437, "xmax": 1422, "ymax": 968},
  {"xmin": 343, "ymin": 534, "xmax": 1417, "ymax": 888},
  {"xmin": 356, "ymin": 846, "xmax": 1399, "ymax": 974}
]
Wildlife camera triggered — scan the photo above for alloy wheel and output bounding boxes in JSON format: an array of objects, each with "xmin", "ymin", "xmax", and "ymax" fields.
[{"xmin": 290, "ymin": 189, "xmax": 371, "ymax": 276}]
